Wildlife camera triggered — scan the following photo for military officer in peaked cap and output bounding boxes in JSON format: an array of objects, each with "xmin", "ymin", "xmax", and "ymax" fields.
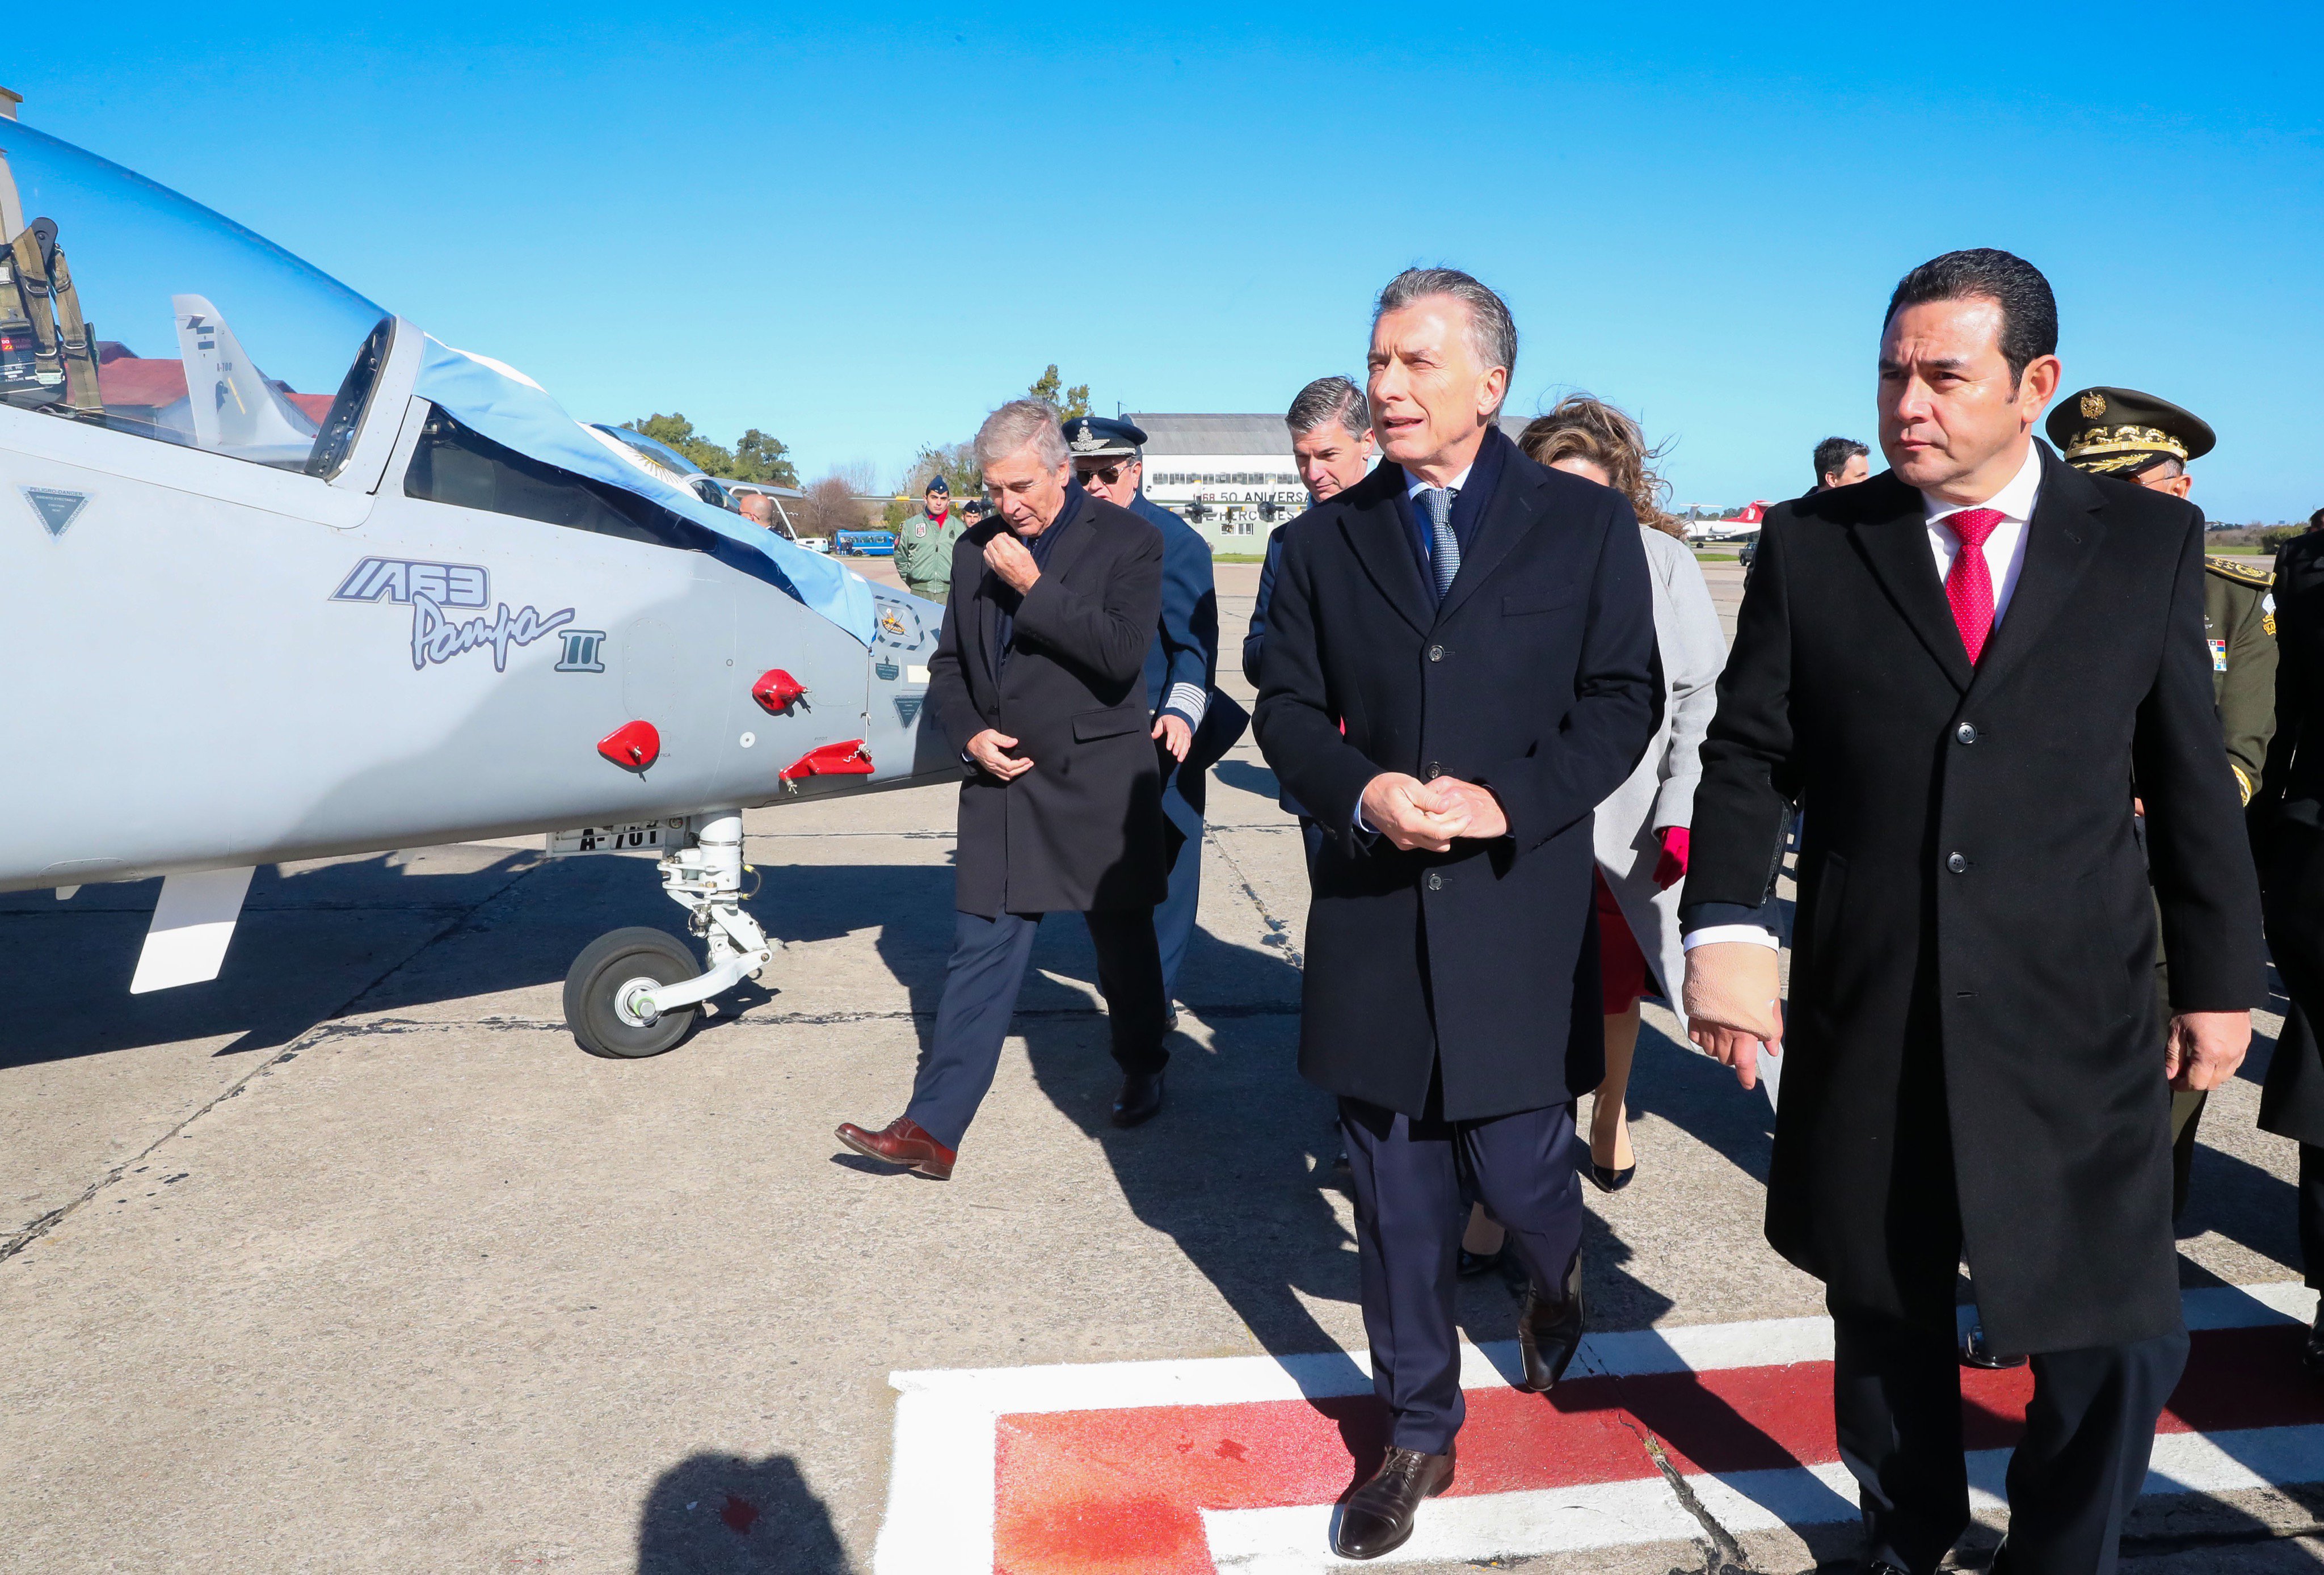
[
  {"xmin": 893, "ymin": 474, "xmax": 967, "ymax": 605},
  {"xmin": 2049, "ymin": 386, "xmax": 2276, "ymax": 1224},
  {"xmin": 1063, "ymin": 414, "xmax": 1245, "ymax": 1062}
]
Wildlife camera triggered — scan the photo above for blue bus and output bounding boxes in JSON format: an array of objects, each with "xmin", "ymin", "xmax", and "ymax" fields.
[{"xmin": 834, "ymin": 530, "xmax": 897, "ymax": 557}]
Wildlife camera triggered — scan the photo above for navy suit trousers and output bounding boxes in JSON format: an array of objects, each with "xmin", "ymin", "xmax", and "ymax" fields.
[
  {"xmin": 1338, "ymin": 1092, "xmax": 1586, "ymax": 1454},
  {"xmin": 1154, "ymin": 764, "xmax": 1203, "ymax": 1005},
  {"xmin": 904, "ymin": 908, "xmax": 1168, "ymax": 1151}
]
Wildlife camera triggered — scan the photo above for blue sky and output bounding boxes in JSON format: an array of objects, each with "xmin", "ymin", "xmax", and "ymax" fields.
[{"xmin": 17, "ymin": 2, "xmax": 2322, "ymax": 517}]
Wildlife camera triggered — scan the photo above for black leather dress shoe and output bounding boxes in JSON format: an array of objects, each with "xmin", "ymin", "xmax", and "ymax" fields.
[
  {"xmin": 2302, "ymin": 1308, "xmax": 2324, "ymax": 1378},
  {"xmin": 1860, "ymin": 1561, "xmax": 1914, "ymax": 1575},
  {"xmin": 1960, "ymin": 1321, "xmax": 2027, "ymax": 1370},
  {"xmin": 1517, "ymin": 1257, "xmax": 1586, "ymax": 1392},
  {"xmin": 1331, "ymin": 1445, "xmax": 1454, "ymax": 1559},
  {"xmin": 1456, "ymin": 1245, "xmax": 1505, "ymax": 1278},
  {"xmin": 1112, "ymin": 1068, "xmax": 1165, "ymax": 1127}
]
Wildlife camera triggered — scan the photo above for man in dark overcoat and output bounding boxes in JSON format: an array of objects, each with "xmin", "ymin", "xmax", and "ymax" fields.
[
  {"xmin": 836, "ymin": 399, "xmax": 1169, "ymax": 1180},
  {"xmin": 2251, "ymin": 524, "xmax": 2324, "ymax": 1374},
  {"xmin": 1683, "ymin": 251, "xmax": 2264, "ymax": 1575},
  {"xmin": 1255, "ymin": 268, "xmax": 1660, "ymax": 1560}
]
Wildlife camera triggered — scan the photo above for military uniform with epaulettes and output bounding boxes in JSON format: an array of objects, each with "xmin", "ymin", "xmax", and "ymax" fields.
[{"xmin": 2049, "ymin": 386, "xmax": 2275, "ymax": 1220}]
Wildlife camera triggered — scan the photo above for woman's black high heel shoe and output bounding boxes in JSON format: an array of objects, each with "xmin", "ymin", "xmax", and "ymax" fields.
[
  {"xmin": 1589, "ymin": 1109, "xmax": 1635, "ymax": 1193},
  {"xmin": 1588, "ymin": 1161, "xmax": 1635, "ymax": 1194}
]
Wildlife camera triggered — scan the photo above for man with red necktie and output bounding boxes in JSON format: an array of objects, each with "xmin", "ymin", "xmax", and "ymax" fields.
[{"xmin": 1681, "ymin": 250, "xmax": 2263, "ymax": 1575}]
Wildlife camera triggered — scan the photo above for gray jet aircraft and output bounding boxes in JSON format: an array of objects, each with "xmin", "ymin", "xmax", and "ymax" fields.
[{"xmin": 0, "ymin": 107, "xmax": 957, "ymax": 1058}]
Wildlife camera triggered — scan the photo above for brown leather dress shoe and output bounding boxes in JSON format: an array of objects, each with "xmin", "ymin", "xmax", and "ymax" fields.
[
  {"xmin": 1517, "ymin": 1256, "xmax": 1586, "ymax": 1392},
  {"xmin": 1331, "ymin": 1445, "xmax": 1454, "ymax": 1559},
  {"xmin": 834, "ymin": 1117, "xmax": 956, "ymax": 1180}
]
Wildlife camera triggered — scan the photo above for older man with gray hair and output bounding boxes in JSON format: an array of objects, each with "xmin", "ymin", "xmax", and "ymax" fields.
[{"xmin": 837, "ymin": 399, "xmax": 1174, "ymax": 1179}]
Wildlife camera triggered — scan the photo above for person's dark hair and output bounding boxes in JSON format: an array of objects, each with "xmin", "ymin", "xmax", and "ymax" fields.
[
  {"xmin": 1813, "ymin": 436, "xmax": 1868, "ymax": 485},
  {"xmin": 2310, "ymin": 506, "xmax": 2324, "ymax": 532},
  {"xmin": 1285, "ymin": 376, "xmax": 1371, "ymax": 440},
  {"xmin": 1884, "ymin": 248, "xmax": 2057, "ymax": 388},
  {"xmin": 1517, "ymin": 394, "xmax": 1683, "ymax": 539}
]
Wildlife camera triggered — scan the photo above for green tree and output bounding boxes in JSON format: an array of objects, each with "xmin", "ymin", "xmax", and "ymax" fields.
[
  {"xmin": 624, "ymin": 414, "xmax": 799, "ymax": 487},
  {"xmin": 627, "ymin": 413, "xmax": 732, "ymax": 474},
  {"xmin": 1027, "ymin": 364, "xmax": 1092, "ymax": 421},
  {"xmin": 732, "ymin": 428, "xmax": 800, "ymax": 488}
]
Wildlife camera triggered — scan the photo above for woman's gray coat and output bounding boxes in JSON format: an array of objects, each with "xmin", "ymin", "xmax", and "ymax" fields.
[{"xmin": 1592, "ymin": 527, "xmax": 1727, "ymax": 1027}]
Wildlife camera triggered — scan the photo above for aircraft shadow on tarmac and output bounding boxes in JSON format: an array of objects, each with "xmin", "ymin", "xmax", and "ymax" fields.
[
  {"xmin": 634, "ymin": 1448, "xmax": 853, "ymax": 1574},
  {"xmin": 0, "ymin": 847, "xmax": 965, "ymax": 1069}
]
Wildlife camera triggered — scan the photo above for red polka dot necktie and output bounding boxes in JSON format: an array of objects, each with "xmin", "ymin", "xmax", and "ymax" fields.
[{"xmin": 1944, "ymin": 507, "xmax": 2006, "ymax": 664}]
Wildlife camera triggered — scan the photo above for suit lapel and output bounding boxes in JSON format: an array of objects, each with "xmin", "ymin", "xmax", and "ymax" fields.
[
  {"xmin": 1964, "ymin": 446, "xmax": 2107, "ymax": 697},
  {"xmin": 1040, "ymin": 489, "xmax": 1100, "ymax": 586},
  {"xmin": 1849, "ymin": 477, "xmax": 1975, "ymax": 693},
  {"xmin": 1436, "ymin": 468, "xmax": 1540, "ymax": 625},
  {"xmin": 979, "ymin": 492, "xmax": 1098, "ymax": 690},
  {"xmin": 1341, "ymin": 473, "xmax": 1434, "ymax": 637}
]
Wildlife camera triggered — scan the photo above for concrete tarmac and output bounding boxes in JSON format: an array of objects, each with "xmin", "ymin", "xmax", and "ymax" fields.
[{"xmin": 3, "ymin": 561, "xmax": 2317, "ymax": 1573}]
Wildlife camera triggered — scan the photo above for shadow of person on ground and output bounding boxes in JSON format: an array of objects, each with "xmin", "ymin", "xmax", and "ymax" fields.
[
  {"xmin": 635, "ymin": 1450, "xmax": 853, "ymax": 1574},
  {"xmin": 978, "ymin": 908, "xmax": 1354, "ymax": 1363}
]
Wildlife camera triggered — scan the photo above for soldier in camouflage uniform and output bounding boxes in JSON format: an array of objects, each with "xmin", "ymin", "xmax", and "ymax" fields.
[
  {"xmin": 892, "ymin": 475, "xmax": 966, "ymax": 604},
  {"xmin": 2050, "ymin": 386, "xmax": 2276, "ymax": 1219}
]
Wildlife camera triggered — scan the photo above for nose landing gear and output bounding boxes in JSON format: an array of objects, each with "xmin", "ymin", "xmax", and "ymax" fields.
[{"xmin": 561, "ymin": 810, "xmax": 777, "ymax": 1058}]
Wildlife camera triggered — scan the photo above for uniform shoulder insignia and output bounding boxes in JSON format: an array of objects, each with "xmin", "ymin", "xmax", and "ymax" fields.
[{"xmin": 2205, "ymin": 554, "xmax": 2274, "ymax": 588}]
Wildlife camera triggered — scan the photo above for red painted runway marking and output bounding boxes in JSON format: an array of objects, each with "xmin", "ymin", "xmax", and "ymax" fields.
[
  {"xmin": 987, "ymin": 1325, "xmax": 2321, "ymax": 1574},
  {"xmin": 871, "ymin": 1285, "xmax": 2322, "ymax": 1574}
]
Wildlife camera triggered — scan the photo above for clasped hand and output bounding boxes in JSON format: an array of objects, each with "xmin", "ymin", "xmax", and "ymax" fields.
[
  {"xmin": 1359, "ymin": 773, "xmax": 1506, "ymax": 853},
  {"xmin": 966, "ymin": 728, "xmax": 1033, "ymax": 780},
  {"xmin": 983, "ymin": 532, "xmax": 1040, "ymax": 593}
]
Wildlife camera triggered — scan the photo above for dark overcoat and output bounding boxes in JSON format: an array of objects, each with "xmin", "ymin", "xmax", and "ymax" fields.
[
  {"xmin": 927, "ymin": 488, "xmax": 1167, "ymax": 917},
  {"xmin": 2254, "ymin": 530, "xmax": 2324, "ymax": 1146},
  {"xmin": 1686, "ymin": 445, "xmax": 2266, "ymax": 1354},
  {"xmin": 1252, "ymin": 436, "xmax": 1661, "ymax": 1121}
]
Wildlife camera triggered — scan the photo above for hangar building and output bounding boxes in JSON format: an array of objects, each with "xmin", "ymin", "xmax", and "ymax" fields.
[{"xmin": 1128, "ymin": 413, "xmax": 1307, "ymax": 554}]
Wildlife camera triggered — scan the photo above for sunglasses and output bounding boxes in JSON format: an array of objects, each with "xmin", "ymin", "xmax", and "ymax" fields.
[{"xmin": 1075, "ymin": 461, "xmax": 1130, "ymax": 486}]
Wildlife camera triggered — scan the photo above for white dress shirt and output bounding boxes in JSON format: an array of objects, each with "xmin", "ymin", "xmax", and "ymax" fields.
[
  {"xmin": 1684, "ymin": 442, "xmax": 2046, "ymax": 953},
  {"xmin": 1407, "ymin": 462, "xmax": 1475, "ymax": 501}
]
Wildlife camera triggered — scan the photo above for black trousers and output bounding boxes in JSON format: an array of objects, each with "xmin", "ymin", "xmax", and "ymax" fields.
[
  {"xmin": 1834, "ymin": 1303, "xmax": 2185, "ymax": 1575},
  {"xmin": 1339, "ymin": 1090, "xmax": 1585, "ymax": 1455},
  {"xmin": 2303, "ymin": 1142, "xmax": 2324, "ymax": 1291},
  {"xmin": 1835, "ymin": 1021, "xmax": 2186, "ymax": 1574},
  {"xmin": 902, "ymin": 907, "xmax": 1168, "ymax": 1150}
]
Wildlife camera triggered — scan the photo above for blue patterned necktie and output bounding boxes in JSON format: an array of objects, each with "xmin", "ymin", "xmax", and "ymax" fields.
[{"xmin": 1420, "ymin": 486, "xmax": 1460, "ymax": 600}]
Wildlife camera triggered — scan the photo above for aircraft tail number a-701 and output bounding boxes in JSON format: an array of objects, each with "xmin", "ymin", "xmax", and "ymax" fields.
[{"xmin": 0, "ymin": 106, "xmax": 957, "ymax": 1056}]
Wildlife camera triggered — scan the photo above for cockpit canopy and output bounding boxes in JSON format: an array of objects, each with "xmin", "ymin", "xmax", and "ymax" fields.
[{"xmin": 0, "ymin": 119, "xmax": 390, "ymax": 475}]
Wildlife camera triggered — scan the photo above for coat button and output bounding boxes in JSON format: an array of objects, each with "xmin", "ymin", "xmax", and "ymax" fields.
[
  {"xmin": 1427, "ymin": 645, "xmax": 1445, "ymax": 662},
  {"xmin": 1956, "ymin": 723, "xmax": 1978, "ymax": 744},
  {"xmin": 1425, "ymin": 871, "xmax": 1443, "ymax": 891},
  {"xmin": 1947, "ymin": 852, "xmax": 1967, "ymax": 873},
  {"xmin": 1424, "ymin": 761, "xmax": 1442, "ymax": 780}
]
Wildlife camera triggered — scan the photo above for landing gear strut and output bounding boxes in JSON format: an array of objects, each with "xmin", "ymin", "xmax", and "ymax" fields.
[{"xmin": 561, "ymin": 811, "xmax": 777, "ymax": 1058}]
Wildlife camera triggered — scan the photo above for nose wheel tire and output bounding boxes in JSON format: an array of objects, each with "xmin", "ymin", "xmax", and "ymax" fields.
[{"xmin": 564, "ymin": 927, "xmax": 701, "ymax": 1059}]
